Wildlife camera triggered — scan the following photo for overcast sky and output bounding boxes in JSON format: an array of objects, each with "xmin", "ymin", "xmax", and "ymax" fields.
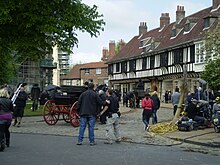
[{"xmin": 70, "ymin": 0, "xmax": 212, "ymax": 65}]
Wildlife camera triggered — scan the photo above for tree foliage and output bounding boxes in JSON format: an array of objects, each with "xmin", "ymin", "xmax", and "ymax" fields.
[
  {"xmin": 204, "ymin": 23, "xmax": 220, "ymax": 61},
  {"xmin": 0, "ymin": 0, "xmax": 105, "ymax": 84},
  {"xmin": 201, "ymin": 59, "xmax": 220, "ymax": 90}
]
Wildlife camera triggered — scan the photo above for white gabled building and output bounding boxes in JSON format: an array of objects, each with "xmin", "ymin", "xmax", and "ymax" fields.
[{"xmin": 107, "ymin": 0, "xmax": 220, "ymax": 99}]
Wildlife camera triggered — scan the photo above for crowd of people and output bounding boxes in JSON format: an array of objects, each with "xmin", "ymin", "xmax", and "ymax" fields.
[
  {"xmin": 1, "ymin": 80, "xmax": 220, "ymax": 151},
  {"xmin": 76, "ymin": 83, "xmax": 121, "ymax": 145}
]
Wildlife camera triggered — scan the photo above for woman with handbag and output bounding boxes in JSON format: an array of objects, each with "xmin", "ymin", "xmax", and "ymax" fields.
[{"xmin": 0, "ymin": 88, "xmax": 14, "ymax": 151}]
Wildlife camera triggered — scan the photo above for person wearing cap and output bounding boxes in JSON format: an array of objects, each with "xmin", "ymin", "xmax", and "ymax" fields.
[
  {"xmin": 213, "ymin": 97, "xmax": 220, "ymax": 117},
  {"xmin": 185, "ymin": 98, "xmax": 205, "ymax": 126}
]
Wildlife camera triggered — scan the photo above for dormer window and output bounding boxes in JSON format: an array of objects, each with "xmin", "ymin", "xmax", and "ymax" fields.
[
  {"xmin": 184, "ymin": 23, "xmax": 190, "ymax": 32},
  {"xmin": 171, "ymin": 29, "xmax": 177, "ymax": 37},
  {"xmin": 204, "ymin": 17, "xmax": 210, "ymax": 28},
  {"xmin": 139, "ymin": 37, "xmax": 151, "ymax": 48},
  {"xmin": 183, "ymin": 17, "xmax": 198, "ymax": 34},
  {"xmin": 203, "ymin": 16, "xmax": 217, "ymax": 30}
]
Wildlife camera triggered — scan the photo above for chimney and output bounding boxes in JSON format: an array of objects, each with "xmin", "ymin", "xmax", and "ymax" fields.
[
  {"xmin": 101, "ymin": 48, "xmax": 108, "ymax": 61},
  {"xmin": 139, "ymin": 22, "xmax": 148, "ymax": 35},
  {"xmin": 176, "ymin": 6, "xmax": 185, "ymax": 23},
  {"xmin": 160, "ymin": 13, "xmax": 170, "ymax": 28},
  {"xmin": 213, "ymin": 0, "xmax": 220, "ymax": 9},
  {"xmin": 109, "ymin": 40, "xmax": 116, "ymax": 57},
  {"xmin": 118, "ymin": 39, "xmax": 126, "ymax": 51}
]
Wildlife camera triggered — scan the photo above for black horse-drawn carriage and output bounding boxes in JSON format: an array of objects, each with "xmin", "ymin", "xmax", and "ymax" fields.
[{"xmin": 42, "ymin": 85, "xmax": 86, "ymax": 127}]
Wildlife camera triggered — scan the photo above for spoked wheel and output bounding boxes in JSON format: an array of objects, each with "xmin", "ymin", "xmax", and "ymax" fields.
[
  {"xmin": 214, "ymin": 126, "xmax": 220, "ymax": 133},
  {"xmin": 43, "ymin": 100, "xmax": 59, "ymax": 125},
  {"xmin": 70, "ymin": 101, "xmax": 80, "ymax": 127},
  {"xmin": 63, "ymin": 113, "xmax": 70, "ymax": 123}
]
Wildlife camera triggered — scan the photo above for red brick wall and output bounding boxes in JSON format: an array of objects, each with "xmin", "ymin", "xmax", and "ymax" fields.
[{"xmin": 80, "ymin": 67, "xmax": 108, "ymax": 86}]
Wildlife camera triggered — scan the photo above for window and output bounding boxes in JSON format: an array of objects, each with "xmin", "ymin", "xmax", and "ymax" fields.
[
  {"xmin": 129, "ymin": 60, "xmax": 136, "ymax": 72},
  {"xmin": 142, "ymin": 58, "xmax": 147, "ymax": 69},
  {"xmin": 108, "ymin": 64, "xmax": 113, "ymax": 75},
  {"xmin": 96, "ymin": 68, "xmax": 101, "ymax": 75},
  {"xmin": 121, "ymin": 61, "xmax": 127, "ymax": 73},
  {"xmin": 116, "ymin": 63, "xmax": 120, "ymax": 72},
  {"xmin": 173, "ymin": 49, "xmax": 183, "ymax": 64},
  {"xmin": 195, "ymin": 42, "xmax": 204, "ymax": 63},
  {"xmin": 184, "ymin": 23, "xmax": 190, "ymax": 32},
  {"xmin": 150, "ymin": 56, "xmax": 155, "ymax": 69},
  {"xmin": 85, "ymin": 69, "xmax": 90, "ymax": 74},
  {"xmin": 160, "ymin": 52, "xmax": 168, "ymax": 67},
  {"xmin": 171, "ymin": 29, "xmax": 176, "ymax": 37},
  {"xmin": 190, "ymin": 45, "xmax": 195, "ymax": 62},
  {"xmin": 204, "ymin": 18, "xmax": 210, "ymax": 28}
]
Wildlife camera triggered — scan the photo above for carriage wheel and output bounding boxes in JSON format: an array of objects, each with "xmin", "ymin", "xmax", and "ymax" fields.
[
  {"xmin": 70, "ymin": 101, "xmax": 80, "ymax": 127},
  {"xmin": 63, "ymin": 113, "xmax": 70, "ymax": 123},
  {"xmin": 43, "ymin": 100, "xmax": 59, "ymax": 125}
]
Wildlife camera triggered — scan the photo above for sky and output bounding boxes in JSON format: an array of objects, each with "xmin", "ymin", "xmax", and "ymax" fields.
[{"xmin": 70, "ymin": 0, "xmax": 212, "ymax": 65}]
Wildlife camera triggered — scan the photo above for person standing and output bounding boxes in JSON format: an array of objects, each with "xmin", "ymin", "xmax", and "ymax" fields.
[
  {"xmin": 30, "ymin": 84, "xmax": 41, "ymax": 111},
  {"xmin": 99, "ymin": 88, "xmax": 121, "ymax": 144},
  {"xmin": 171, "ymin": 88, "xmax": 180, "ymax": 116},
  {"xmin": 76, "ymin": 83, "xmax": 104, "ymax": 145},
  {"xmin": 151, "ymin": 91, "xmax": 160, "ymax": 124},
  {"xmin": 0, "ymin": 88, "xmax": 14, "ymax": 151},
  {"xmin": 13, "ymin": 85, "xmax": 28, "ymax": 127},
  {"xmin": 98, "ymin": 90, "xmax": 107, "ymax": 124},
  {"xmin": 164, "ymin": 91, "xmax": 169, "ymax": 103},
  {"xmin": 141, "ymin": 93, "xmax": 154, "ymax": 131}
]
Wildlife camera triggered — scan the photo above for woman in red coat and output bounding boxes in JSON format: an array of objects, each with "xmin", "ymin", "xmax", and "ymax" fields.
[{"xmin": 141, "ymin": 93, "xmax": 154, "ymax": 131}]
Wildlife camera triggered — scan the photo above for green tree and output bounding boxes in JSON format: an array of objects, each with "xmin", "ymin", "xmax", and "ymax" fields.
[
  {"xmin": 201, "ymin": 59, "xmax": 220, "ymax": 90},
  {"xmin": 201, "ymin": 21, "xmax": 220, "ymax": 90},
  {"xmin": 204, "ymin": 23, "xmax": 220, "ymax": 61},
  {"xmin": 0, "ymin": 0, "xmax": 105, "ymax": 84}
]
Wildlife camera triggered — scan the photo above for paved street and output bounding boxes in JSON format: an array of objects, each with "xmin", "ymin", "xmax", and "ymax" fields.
[
  {"xmin": 1, "ymin": 133, "xmax": 219, "ymax": 165},
  {"xmin": 7, "ymin": 104, "xmax": 220, "ymax": 154},
  {"xmin": 9, "ymin": 107, "xmax": 178, "ymax": 146}
]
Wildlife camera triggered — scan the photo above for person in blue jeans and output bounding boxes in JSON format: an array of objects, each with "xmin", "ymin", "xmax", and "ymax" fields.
[
  {"xmin": 76, "ymin": 83, "xmax": 105, "ymax": 146},
  {"xmin": 151, "ymin": 91, "xmax": 160, "ymax": 124}
]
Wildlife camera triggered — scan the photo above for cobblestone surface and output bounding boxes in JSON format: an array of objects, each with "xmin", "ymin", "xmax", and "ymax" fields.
[{"xmin": 10, "ymin": 105, "xmax": 182, "ymax": 146}]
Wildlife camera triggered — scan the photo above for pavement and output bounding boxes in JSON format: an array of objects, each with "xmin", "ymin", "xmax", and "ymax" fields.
[{"xmin": 10, "ymin": 102, "xmax": 220, "ymax": 148}]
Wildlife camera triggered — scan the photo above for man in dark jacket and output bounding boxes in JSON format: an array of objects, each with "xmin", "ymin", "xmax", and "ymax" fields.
[
  {"xmin": 185, "ymin": 99, "xmax": 205, "ymax": 126},
  {"xmin": 151, "ymin": 91, "xmax": 160, "ymax": 124},
  {"xmin": 31, "ymin": 84, "xmax": 41, "ymax": 111},
  {"xmin": 76, "ymin": 83, "xmax": 104, "ymax": 145},
  {"xmin": 99, "ymin": 88, "xmax": 121, "ymax": 144},
  {"xmin": 13, "ymin": 86, "xmax": 28, "ymax": 127}
]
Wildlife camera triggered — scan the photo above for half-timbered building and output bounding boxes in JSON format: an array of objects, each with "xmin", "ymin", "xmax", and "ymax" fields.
[{"xmin": 107, "ymin": 0, "xmax": 220, "ymax": 99}]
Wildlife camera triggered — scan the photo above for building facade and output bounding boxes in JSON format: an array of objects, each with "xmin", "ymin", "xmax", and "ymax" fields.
[
  {"xmin": 107, "ymin": 0, "xmax": 220, "ymax": 100},
  {"xmin": 52, "ymin": 45, "xmax": 70, "ymax": 86},
  {"xmin": 79, "ymin": 62, "xmax": 108, "ymax": 86}
]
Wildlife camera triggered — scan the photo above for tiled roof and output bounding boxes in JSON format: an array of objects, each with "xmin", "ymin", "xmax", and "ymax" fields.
[
  {"xmin": 108, "ymin": 6, "xmax": 219, "ymax": 63},
  {"xmin": 63, "ymin": 62, "xmax": 108, "ymax": 80},
  {"xmin": 80, "ymin": 62, "xmax": 108, "ymax": 69},
  {"xmin": 62, "ymin": 64, "xmax": 85, "ymax": 79}
]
